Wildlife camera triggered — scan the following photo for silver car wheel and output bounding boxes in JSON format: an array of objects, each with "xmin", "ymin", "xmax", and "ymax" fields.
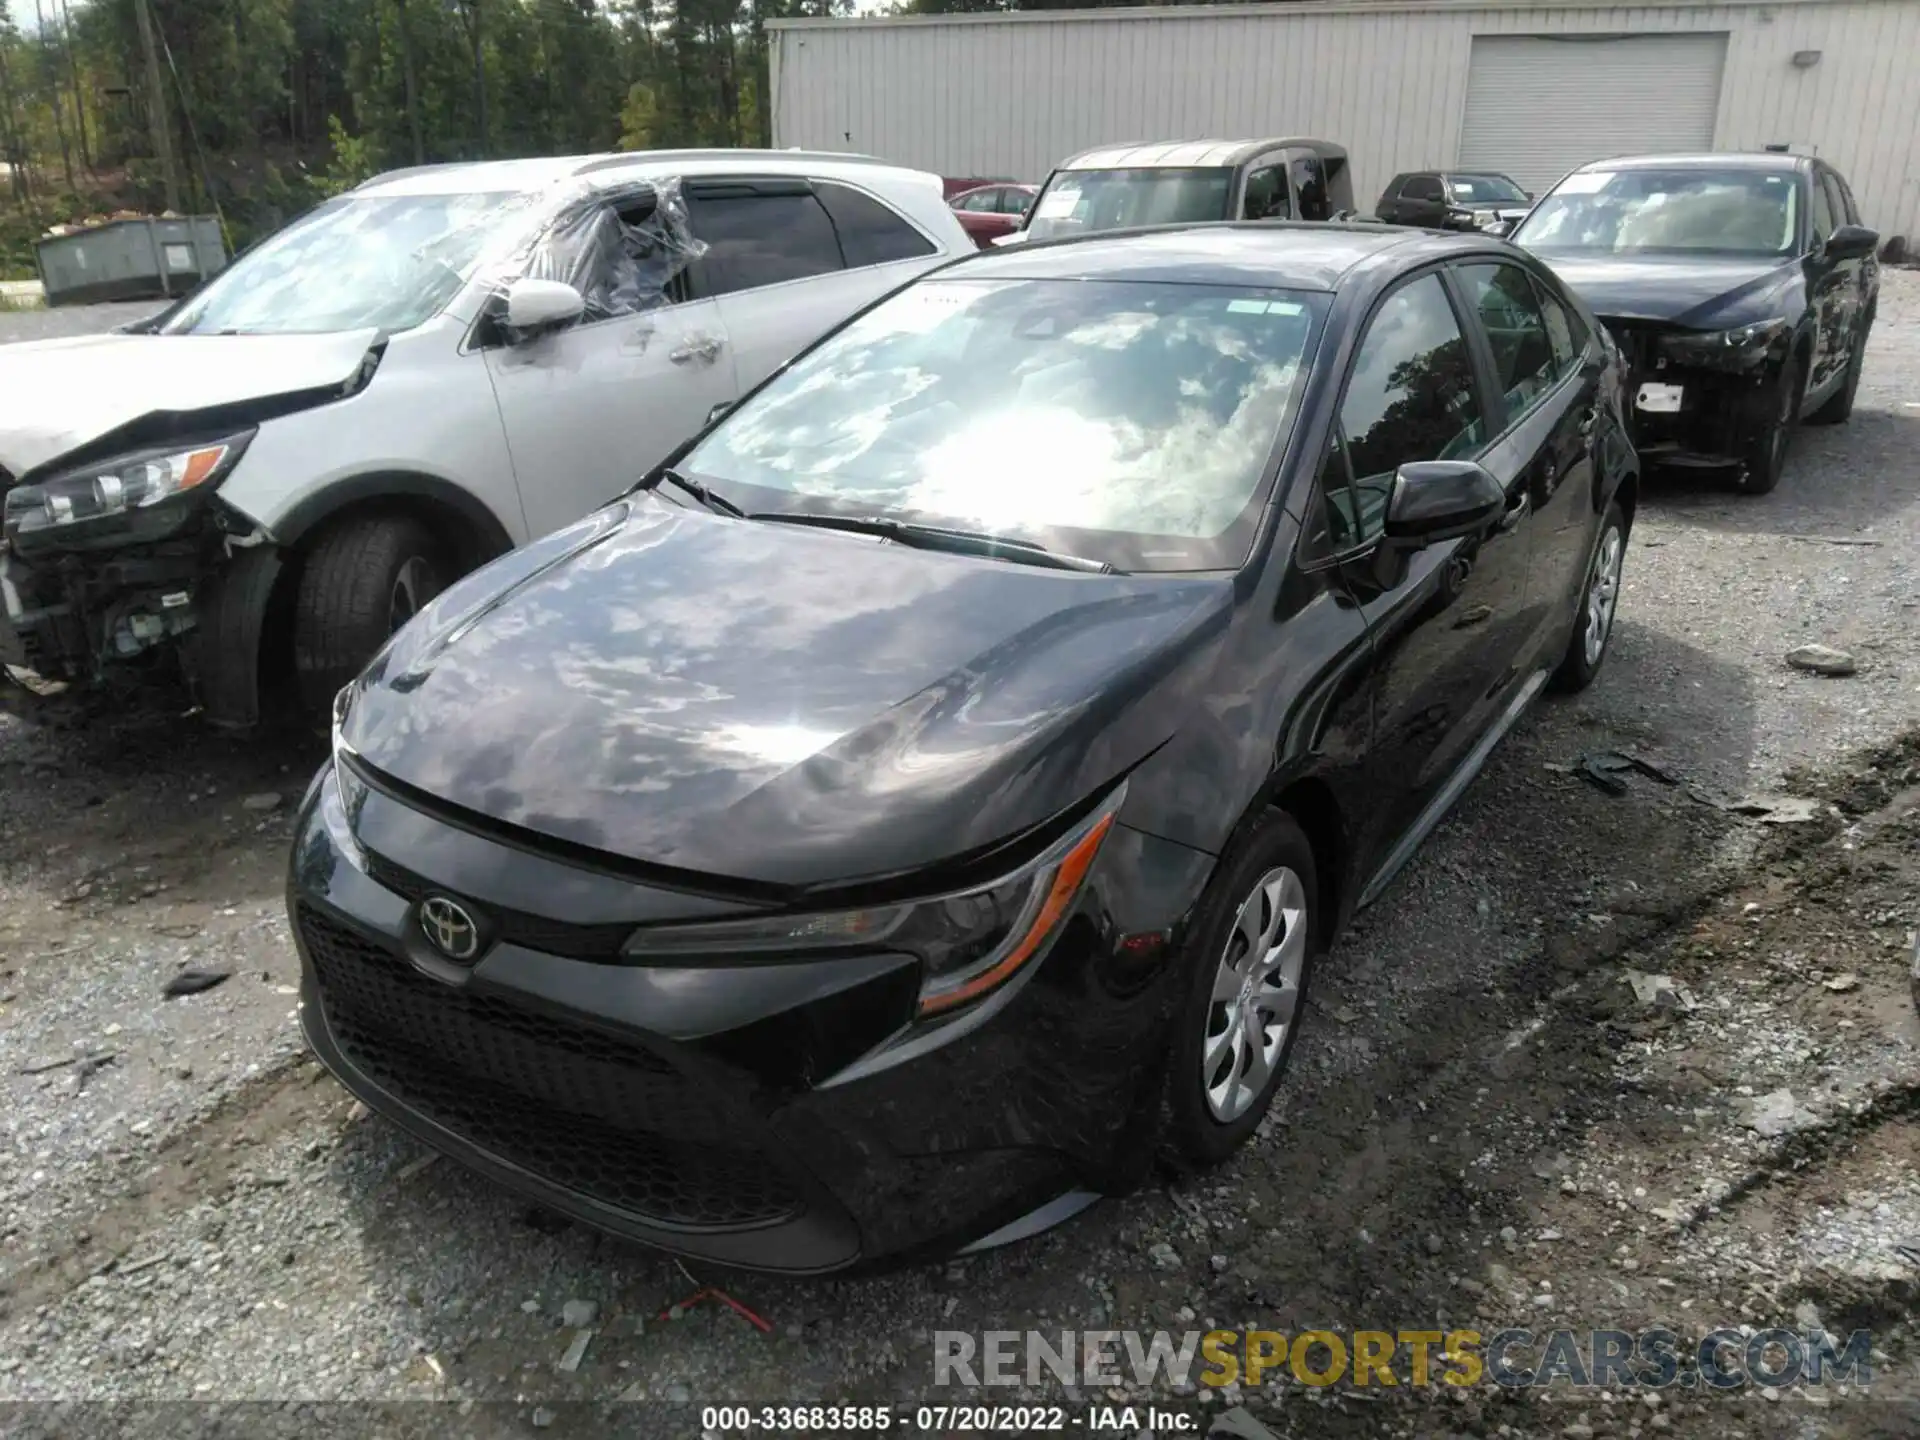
[
  {"xmin": 389, "ymin": 556, "xmax": 435, "ymax": 633},
  {"xmin": 1201, "ymin": 865, "xmax": 1308, "ymax": 1123},
  {"xmin": 1582, "ymin": 526, "xmax": 1624, "ymax": 668}
]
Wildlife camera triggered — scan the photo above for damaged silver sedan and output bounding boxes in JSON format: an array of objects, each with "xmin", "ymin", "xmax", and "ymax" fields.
[{"xmin": 0, "ymin": 151, "xmax": 971, "ymax": 725}]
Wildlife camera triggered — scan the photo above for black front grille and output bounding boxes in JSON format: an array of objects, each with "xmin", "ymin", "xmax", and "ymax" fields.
[
  {"xmin": 363, "ymin": 850, "xmax": 634, "ymax": 960},
  {"xmin": 299, "ymin": 904, "xmax": 802, "ymax": 1231}
]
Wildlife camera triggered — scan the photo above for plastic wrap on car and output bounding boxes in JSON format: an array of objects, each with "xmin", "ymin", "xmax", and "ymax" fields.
[{"xmin": 492, "ymin": 176, "xmax": 708, "ymax": 330}]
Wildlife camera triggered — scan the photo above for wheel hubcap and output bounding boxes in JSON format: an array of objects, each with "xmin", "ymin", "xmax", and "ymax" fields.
[
  {"xmin": 1201, "ymin": 866, "xmax": 1308, "ymax": 1123},
  {"xmin": 388, "ymin": 557, "xmax": 434, "ymax": 633},
  {"xmin": 1582, "ymin": 526, "xmax": 1624, "ymax": 667}
]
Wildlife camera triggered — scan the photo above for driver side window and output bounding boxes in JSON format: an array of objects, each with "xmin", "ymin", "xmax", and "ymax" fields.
[{"xmin": 1333, "ymin": 273, "xmax": 1490, "ymax": 543}]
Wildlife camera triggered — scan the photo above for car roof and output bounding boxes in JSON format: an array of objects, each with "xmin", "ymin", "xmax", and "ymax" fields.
[
  {"xmin": 1059, "ymin": 138, "xmax": 1346, "ymax": 171},
  {"xmin": 1569, "ymin": 151, "xmax": 1811, "ymax": 177},
  {"xmin": 944, "ymin": 220, "xmax": 1456, "ymax": 292},
  {"xmin": 353, "ymin": 148, "xmax": 918, "ymax": 198}
]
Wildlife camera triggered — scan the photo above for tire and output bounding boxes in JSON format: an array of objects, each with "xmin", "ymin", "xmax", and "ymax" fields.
[
  {"xmin": 292, "ymin": 514, "xmax": 447, "ymax": 716},
  {"xmin": 1807, "ymin": 311, "xmax": 1871, "ymax": 426},
  {"xmin": 1733, "ymin": 351, "xmax": 1801, "ymax": 496},
  {"xmin": 1161, "ymin": 809, "xmax": 1321, "ymax": 1171},
  {"xmin": 1550, "ymin": 501, "xmax": 1627, "ymax": 694}
]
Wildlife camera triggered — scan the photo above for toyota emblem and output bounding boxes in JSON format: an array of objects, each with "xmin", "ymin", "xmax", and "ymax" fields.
[{"xmin": 419, "ymin": 896, "xmax": 482, "ymax": 962}]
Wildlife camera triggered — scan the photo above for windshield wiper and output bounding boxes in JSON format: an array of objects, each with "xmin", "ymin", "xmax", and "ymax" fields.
[
  {"xmin": 642, "ymin": 466, "xmax": 746, "ymax": 519},
  {"xmin": 748, "ymin": 512, "xmax": 1119, "ymax": 574}
]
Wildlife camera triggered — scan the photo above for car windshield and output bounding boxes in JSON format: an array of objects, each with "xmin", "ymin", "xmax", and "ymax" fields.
[
  {"xmin": 1449, "ymin": 175, "xmax": 1527, "ymax": 204},
  {"xmin": 1513, "ymin": 168, "xmax": 1801, "ymax": 258},
  {"xmin": 1023, "ymin": 168, "xmax": 1235, "ymax": 241},
  {"xmin": 683, "ymin": 277, "xmax": 1327, "ymax": 573},
  {"xmin": 159, "ymin": 191, "xmax": 540, "ymax": 336}
]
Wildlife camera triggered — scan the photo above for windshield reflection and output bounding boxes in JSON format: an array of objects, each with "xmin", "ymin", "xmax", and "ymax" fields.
[
  {"xmin": 161, "ymin": 190, "xmax": 539, "ymax": 336},
  {"xmin": 687, "ymin": 277, "xmax": 1326, "ymax": 573},
  {"xmin": 1515, "ymin": 169, "xmax": 1801, "ymax": 258}
]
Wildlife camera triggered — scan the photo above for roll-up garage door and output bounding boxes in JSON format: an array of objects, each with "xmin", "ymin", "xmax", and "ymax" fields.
[{"xmin": 1458, "ymin": 35, "xmax": 1728, "ymax": 196}]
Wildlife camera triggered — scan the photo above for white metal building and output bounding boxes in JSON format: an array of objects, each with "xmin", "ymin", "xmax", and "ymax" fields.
[{"xmin": 769, "ymin": 0, "xmax": 1920, "ymax": 244}]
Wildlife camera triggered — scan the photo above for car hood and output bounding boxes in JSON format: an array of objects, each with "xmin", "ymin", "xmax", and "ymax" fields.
[
  {"xmin": 343, "ymin": 498, "xmax": 1234, "ymax": 891},
  {"xmin": 0, "ymin": 328, "xmax": 380, "ymax": 479},
  {"xmin": 1532, "ymin": 254, "xmax": 1798, "ymax": 328}
]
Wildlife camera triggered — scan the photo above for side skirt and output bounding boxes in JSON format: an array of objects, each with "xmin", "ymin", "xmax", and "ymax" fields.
[{"xmin": 1355, "ymin": 666, "xmax": 1551, "ymax": 910}]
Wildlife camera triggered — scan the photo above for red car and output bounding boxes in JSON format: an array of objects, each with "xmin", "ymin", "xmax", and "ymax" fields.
[{"xmin": 949, "ymin": 183, "xmax": 1038, "ymax": 248}]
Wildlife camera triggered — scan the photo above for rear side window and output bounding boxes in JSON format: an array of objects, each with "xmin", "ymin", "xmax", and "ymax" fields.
[
  {"xmin": 1335, "ymin": 272, "xmax": 1488, "ymax": 541},
  {"xmin": 1457, "ymin": 262, "xmax": 1558, "ymax": 423},
  {"xmin": 1292, "ymin": 152, "xmax": 1330, "ymax": 220},
  {"xmin": 687, "ymin": 187, "xmax": 845, "ymax": 295},
  {"xmin": 816, "ymin": 180, "xmax": 937, "ymax": 266},
  {"xmin": 1404, "ymin": 175, "xmax": 1444, "ymax": 202}
]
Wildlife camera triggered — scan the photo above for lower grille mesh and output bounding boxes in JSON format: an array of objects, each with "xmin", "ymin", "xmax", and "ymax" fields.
[{"xmin": 298, "ymin": 904, "xmax": 801, "ymax": 1231}]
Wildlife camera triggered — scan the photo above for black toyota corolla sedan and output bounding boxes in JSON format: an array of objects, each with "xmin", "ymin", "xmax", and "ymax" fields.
[
  {"xmin": 1511, "ymin": 152, "xmax": 1879, "ymax": 496},
  {"xmin": 290, "ymin": 222, "xmax": 1639, "ymax": 1272}
]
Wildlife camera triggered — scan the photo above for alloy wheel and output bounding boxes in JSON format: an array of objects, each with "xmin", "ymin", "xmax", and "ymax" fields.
[
  {"xmin": 1201, "ymin": 866, "xmax": 1308, "ymax": 1122},
  {"xmin": 1582, "ymin": 527, "xmax": 1624, "ymax": 668}
]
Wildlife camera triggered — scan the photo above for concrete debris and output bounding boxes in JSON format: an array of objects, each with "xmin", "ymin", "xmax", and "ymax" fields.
[
  {"xmin": 1823, "ymin": 973, "xmax": 1861, "ymax": 992},
  {"xmin": 1727, "ymin": 794, "xmax": 1825, "ymax": 824},
  {"xmin": 1148, "ymin": 1242, "xmax": 1182, "ymax": 1271},
  {"xmin": 241, "ymin": 791, "xmax": 285, "ymax": 812},
  {"xmin": 1742, "ymin": 1088, "xmax": 1817, "ymax": 1139},
  {"xmin": 1785, "ymin": 643, "xmax": 1858, "ymax": 677},
  {"xmin": 557, "ymin": 1327, "xmax": 594, "ymax": 1373},
  {"xmin": 1623, "ymin": 969, "xmax": 1694, "ymax": 1011},
  {"xmin": 561, "ymin": 1298, "xmax": 599, "ymax": 1328}
]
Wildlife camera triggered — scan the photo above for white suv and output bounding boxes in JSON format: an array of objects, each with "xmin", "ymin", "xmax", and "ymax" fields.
[{"xmin": 0, "ymin": 149, "xmax": 970, "ymax": 725}]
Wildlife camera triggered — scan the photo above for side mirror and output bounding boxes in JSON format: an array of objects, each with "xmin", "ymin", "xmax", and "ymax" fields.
[
  {"xmin": 1484, "ymin": 219, "xmax": 1515, "ymax": 238},
  {"xmin": 1823, "ymin": 223, "xmax": 1879, "ymax": 261},
  {"xmin": 503, "ymin": 277, "xmax": 586, "ymax": 334},
  {"xmin": 1385, "ymin": 460, "xmax": 1508, "ymax": 546}
]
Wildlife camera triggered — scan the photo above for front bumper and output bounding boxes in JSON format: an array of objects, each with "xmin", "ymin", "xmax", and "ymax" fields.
[
  {"xmin": 1605, "ymin": 322, "xmax": 1781, "ymax": 469},
  {"xmin": 288, "ymin": 767, "xmax": 1212, "ymax": 1271}
]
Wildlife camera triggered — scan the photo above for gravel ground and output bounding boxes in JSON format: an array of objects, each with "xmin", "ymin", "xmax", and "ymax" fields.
[
  {"xmin": 0, "ymin": 300, "xmax": 166, "ymax": 342},
  {"xmin": 1, "ymin": 275, "xmax": 1917, "ymax": 1437}
]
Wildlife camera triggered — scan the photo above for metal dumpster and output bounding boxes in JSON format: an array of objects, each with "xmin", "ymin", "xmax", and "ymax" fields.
[{"xmin": 34, "ymin": 215, "xmax": 227, "ymax": 307}]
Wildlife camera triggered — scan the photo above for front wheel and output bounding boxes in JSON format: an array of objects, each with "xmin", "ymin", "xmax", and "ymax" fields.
[
  {"xmin": 1551, "ymin": 501, "xmax": 1627, "ymax": 694},
  {"xmin": 1733, "ymin": 353, "xmax": 1801, "ymax": 496},
  {"xmin": 292, "ymin": 515, "xmax": 448, "ymax": 716},
  {"xmin": 1161, "ymin": 810, "xmax": 1320, "ymax": 1170}
]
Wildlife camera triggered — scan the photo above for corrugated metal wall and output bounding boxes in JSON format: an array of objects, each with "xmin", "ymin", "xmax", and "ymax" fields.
[{"xmin": 770, "ymin": 0, "xmax": 1920, "ymax": 241}]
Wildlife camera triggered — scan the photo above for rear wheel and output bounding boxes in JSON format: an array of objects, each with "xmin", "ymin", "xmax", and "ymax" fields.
[
  {"xmin": 1733, "ymin": 352, "xmax": 1801, "ymax": 496},
  {"xmin": 1162, "ymin": 810, "xmax": 1320, "ymax": 1170},
  {"xmin": 292, "ymin": 514, "xmax": 447, "ymax": 716},
  {"xmin": 1551, "ymin": 501, "xmax": 1627, "ymax": 694}
]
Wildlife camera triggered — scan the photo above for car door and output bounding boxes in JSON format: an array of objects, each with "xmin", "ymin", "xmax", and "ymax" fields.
[
  {"xmin": 482, "ymin": 193, "xmax": 738, "ymax": 541},
  {"xmin": 688, "ymin": 176, "xmax": 941, "ymax": 393},
  {"xmin": 1812, "ymin": 167, "xmax": 1869, "ymax": 399},
  {"xmin": 1319, "ymin": 269, "xmax": 1538, "ymax": 877},
  {"xmin": 1289, "ymin": 149, "xmax": 1332, "ymax": 221},
  {"xmin": 1455, "ymin": 257, "xmax": 1602, "ymax": 650},
  {"xmin": 1399, "ymin": 175, "xmax": 1446, "ymax": 228},
  {"xmin": 1802, "ymin": 168, "xmax": 1846, "ymax": 397},
  {"xmin": 1376, "ymin": 176, "xmax": 1410, "ymax": 225}
]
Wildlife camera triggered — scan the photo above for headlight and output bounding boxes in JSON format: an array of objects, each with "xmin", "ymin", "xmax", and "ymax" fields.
[
  {"xmin": 623, "ymin": 785, "xmax": 1126, "ymax": 1018},
  {"xmin": 1656, "ymin": 319, "xmax": 1789, "ymax": 372},
  {"xmin": 2, "ymin": 432, "xmax": 253, "ymax": 542},
  {"xmin": 329, "ymin": 684, "xmax": 370, "ymax": 823}
]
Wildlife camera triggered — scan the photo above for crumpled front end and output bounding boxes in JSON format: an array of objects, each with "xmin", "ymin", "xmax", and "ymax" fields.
[{"xmin": 1604, "ymin": 316, "xmax": 1793, "ymax": 469}]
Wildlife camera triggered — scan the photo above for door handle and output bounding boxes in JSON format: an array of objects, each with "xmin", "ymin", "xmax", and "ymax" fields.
[
  {"xmin": 1578, "ymin": 405, "xmax": 1600, "ymax": 439},
  {"xmin": 1496, "ymin": 492, "xmax": 1531, "ymax": 533},
  {"xmin": 670, "ymin": 335, "xmax": 724, "ymax": 365}
]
